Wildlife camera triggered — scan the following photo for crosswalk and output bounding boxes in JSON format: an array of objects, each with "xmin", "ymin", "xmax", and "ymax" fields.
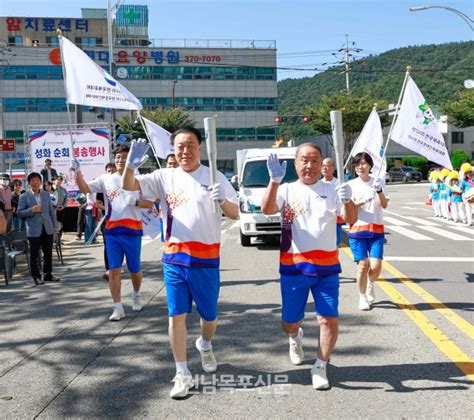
[
  {"xmin": 222, "ymin": 210, "xmax": 473, "ymax": 243},
  {"xmin": 381, "ymin": 210, "xmax": 473, "ymax": 241}
]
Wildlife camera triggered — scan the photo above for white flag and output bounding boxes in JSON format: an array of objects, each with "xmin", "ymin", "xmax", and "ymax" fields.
[
  {"xmin": 142, "ymin": 117, "xmax": 174, "ymax": 159},
  {"xmin": 391, "ymin": 76, "xmax": 452, "ymax": 169},
  {"xmin": 351, "ymin": 108, "xmax": 387, "ymax": 178},
  {"xmin": 59, "ymin": 36, "xmax": 142, "ymax": 111}
]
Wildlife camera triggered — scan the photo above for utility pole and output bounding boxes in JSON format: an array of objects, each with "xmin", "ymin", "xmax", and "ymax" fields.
[
  {"xmin": 334, "ymin": 34, "xmax": 362, "ymax": 94},
  {"xmin": 344, "ymin": 34, "xmax": 350, "ymax": 93}
]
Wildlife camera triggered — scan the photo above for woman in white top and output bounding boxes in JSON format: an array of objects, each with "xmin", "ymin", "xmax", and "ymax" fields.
[{"xmin": 347, "ymin": 152, "xmax": 389, "ymax": 311}]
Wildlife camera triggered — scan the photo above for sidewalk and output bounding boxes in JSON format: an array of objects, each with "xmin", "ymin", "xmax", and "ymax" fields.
[{"xmin": 0, "ymin": 232, "xmax": 166, "ymax": 417}]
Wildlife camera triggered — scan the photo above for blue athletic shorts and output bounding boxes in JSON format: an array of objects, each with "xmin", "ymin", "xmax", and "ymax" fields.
[
  {"xmin": 280, "ymin": 273, "xmax": 340, "ymax": 322},
  {"xmin": 349, "ymin": 236, "xmax": 384, "ymax": 262},
  {"xmin": 106, "ymin": 234, "xmax": 142, "ymax": 273},
  {"xmin": 163, "ymin": 263, "xmax": 220, "ymax": 321}
]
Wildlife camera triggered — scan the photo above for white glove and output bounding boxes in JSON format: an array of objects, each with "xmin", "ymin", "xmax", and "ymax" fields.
[
  {"xmin": 126, "ymin": 138, "xmax": 150, "ymax": 170},
  {"xmin": 209, "ymin": 183, "xmax": 225, "ymax": 204},
  {"xmin": 267, "ymin": 153, "xmax": 287, "ymax": 184},
  {"xmin": 337, "ymin": 182, "xmax": 352, "ymax": 204},
  {"xmin": 123, "ymin": 195, "xmax": 137, "ymax": 207},
  {"xmin": 373, "ymin": 177, "xmax": 383, "ymax": 192},
  {"xmin": 70, "ymin": 159, "xmax": 81, "ymax": 173}
]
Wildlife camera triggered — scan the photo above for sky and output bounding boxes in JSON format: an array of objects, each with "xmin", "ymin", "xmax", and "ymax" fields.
[{"xmin": 1, "ymin": 0, "xmax": 472, "ymax": 80}]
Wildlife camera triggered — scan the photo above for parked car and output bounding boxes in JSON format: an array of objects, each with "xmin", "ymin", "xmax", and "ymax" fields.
[{"xmin": 386, "ymin": 166, "xmax": 422, "ymax": 183}]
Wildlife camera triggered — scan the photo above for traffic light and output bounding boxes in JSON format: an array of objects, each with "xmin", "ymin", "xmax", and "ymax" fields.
[
  {"xmin": 302, "ymin": 116, "xmax": 311, "ymax": 123},
  {"xmin": 274, "ymin": 116, "xmax": 283, "ymax": 123}
]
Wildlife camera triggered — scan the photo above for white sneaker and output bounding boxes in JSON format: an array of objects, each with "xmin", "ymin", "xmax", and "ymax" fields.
[
  {"xmin": 289, "ymin": 328, "xmax": 304, "ymax": 365},
  {"xmin": 195, "ymin": 339, "xmax": 218, "ymax": 373},
  {"xmin": 311, "ymin": 364, "xmax": 330, "ymax": 390},
  {"xmin": 359, "ymin": 295, "xmax": 370, "ymax": 311},
  {"xmin": 109, "ymin": 307, "xmax": 125, "ymax": 321},
  {"xmin": 170, "ymin": 371, "xmax": 194, "ymax": 399},
  {"xmin": 132, "ymin": 293, "xmax": 143, "ymax": 312},
  {"xmin": 366, "ymin": 281, "xmax": 375, "ymax": 304}
]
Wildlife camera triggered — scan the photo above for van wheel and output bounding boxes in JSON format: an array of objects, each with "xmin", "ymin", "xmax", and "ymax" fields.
[{"xmin": 240, "ymin": 231, "xmax": 251, "ymax": 247}]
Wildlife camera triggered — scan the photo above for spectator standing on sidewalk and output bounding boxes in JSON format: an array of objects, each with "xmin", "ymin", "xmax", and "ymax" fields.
[
  {"xmin": 53, "ymin": 176, "xmax": 69, "ymax": 225},
  {"xmin": 0, "ymin": 173, "xmax": 13, "ymax": 232},
  {"xmin": 17, "ymin": 172, "xmax": 60, "ymax": 285},
  {"xmin": 11, "ymin": 179, "xmax": 25, "ymax": 230},
  {"xmin": 40, "ymin": 158, "xmax": 58, "ymax": 183}
]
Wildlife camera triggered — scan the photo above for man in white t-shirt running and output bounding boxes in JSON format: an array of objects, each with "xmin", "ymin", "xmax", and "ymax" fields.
[
  {"xmin": 262, "ymin": 143, "xmax": 357, "ymax": 390},
  {"xmin": 72, "ymin": 145, "xmax": 153, "ymax": 321},
  {"xmin": 122, "ymin": 128, "xmax": 238, "ymax": 399}
]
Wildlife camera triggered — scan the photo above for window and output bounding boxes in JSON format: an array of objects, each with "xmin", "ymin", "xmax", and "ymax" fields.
[
  {"xmin": 46, "ymin": 36, "xmax": 59, "ymax": 46},
  {"xmin": 452, "ymin": 131, "xmax": 464, "ymax": 144},
  {"xmin": 75, "ymin": 37, "xmax": 102, "ymax": 47},
  {"xmin": 8, "ymin": 36, "xmax": 23, "ymax": 46}
]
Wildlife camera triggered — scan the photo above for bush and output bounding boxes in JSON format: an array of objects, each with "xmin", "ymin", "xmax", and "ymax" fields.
[
  {"xmin": 402, "ymin": 157, "xmax": 430, "ymax": 178},
  {"xmin": 450, "ymin": 149, "xmax": 470, "ymax": 169}
]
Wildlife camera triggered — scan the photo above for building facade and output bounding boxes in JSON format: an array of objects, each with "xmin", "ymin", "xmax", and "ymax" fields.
[{"xmin": 0, "ymin": 6, "xmax": 278, "ymax": 174}]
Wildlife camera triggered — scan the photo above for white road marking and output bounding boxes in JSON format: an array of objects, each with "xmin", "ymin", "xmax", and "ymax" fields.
[
  {"xmin": 383, "ymin": 216, "xmax": 410, "ymax": 226},
  {"xmin": 386, "ymin": 226, "xmax": 433, "ymax": 240},
  {"xmin": 403, "ymin": 207, "xmax": 432, "ymax": 213},
  {"xmin": 403, "ymin": 216, "xmax": 440, "ymax": 226},
  {"xmin": 384, "ymin": 210, "xmax": 438, "ymax": 223},
  {"xmin": 417, "ymin": 226, "xmax": 472, "ymax": 241},
  {"xmin": 384, "ymin": 256, "xmax": 474, "ymax": 262},
  {"xmin": 427, "ymin": 217, "xmax": 455, "ymax": 225},
  {"xmin": 449, "ymin": 226, "xmax": 474, "ymax": 235},
  {"xmin": 230, "ymin": 221, "xmax": 240, "ymax": 230}
]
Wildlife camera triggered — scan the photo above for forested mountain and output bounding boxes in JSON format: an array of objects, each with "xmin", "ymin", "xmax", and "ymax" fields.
[{"xmin": 278, "ymin": 41, "xmax": 473, "ymax": 114}]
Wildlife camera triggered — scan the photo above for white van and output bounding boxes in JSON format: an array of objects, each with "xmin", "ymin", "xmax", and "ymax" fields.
[{"xmin": 236, "ymin": 147, "xmax": 297, "ymax": 246}]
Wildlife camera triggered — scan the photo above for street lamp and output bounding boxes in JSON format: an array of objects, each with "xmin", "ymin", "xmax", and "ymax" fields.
[
  {"xmin": 410, "ymin": 6, "xmax": 473, "ymax": 31},
  {"xmin": 171, "ymin": 80, "xmax": 178, "ymax": 108}
]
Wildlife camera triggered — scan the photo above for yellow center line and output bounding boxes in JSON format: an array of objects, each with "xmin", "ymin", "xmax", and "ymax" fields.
[
  {"xmin": 340, "ymin": 244, "xmax": 474, "ymax": 381},
  {"xmin": 381, "ymin": 261, "xmax": 474, "ymax": 340}
]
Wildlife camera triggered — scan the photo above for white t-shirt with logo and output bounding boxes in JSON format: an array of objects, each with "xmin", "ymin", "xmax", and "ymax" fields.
[
  {"xmin": 275, "ymin": 180, "xmax": 341, "ymax": 277},
  {"xmin": 137, "ymin": 165, "xmax": 238, "ymax": 268},
  {"xmin": 347, "ymin": 175, "xmax": 385, "ymax": 239},
  {"xmin": 88, "ymin": 173, "xmax": 142, "ymax": 236}
]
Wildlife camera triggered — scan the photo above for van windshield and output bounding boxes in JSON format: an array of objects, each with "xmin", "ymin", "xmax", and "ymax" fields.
[{"xmin": 242, "ymin": 159, "xmax": 297, "ymax": 187}]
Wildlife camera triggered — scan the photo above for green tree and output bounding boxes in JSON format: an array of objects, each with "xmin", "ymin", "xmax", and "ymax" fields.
[
  {"xmin": 305, "ymin": 93, "xmax": 388, "ymax": 160},
  {"xmin": 402, "ymin": 156, "xmax": 430, "ymax": 178},
  {"xmin": 450, "ymin": 149, "xmax": 470, "ymax": 169},
  {"xmin": 441, "ymin": 90, "xmax": 474, "ymax": 128},
  {"xmin": 118, "ymin": 107, "xmax": 195, "ymax": 139}
]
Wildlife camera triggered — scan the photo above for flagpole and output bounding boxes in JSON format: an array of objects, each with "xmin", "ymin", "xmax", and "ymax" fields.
[
  {"xmin": 137, "ymin": 113, "xmax": 162, "ymax": 169},
  {"xmin": 343, "ymin": 105, "xmax": 377, "ymax": 170},
  {"xmin": 376, "ymin": 66, "xmax": 411, "ymax": 178},
  {"xmin": 57, "ymin": 32, "xmax": 76, "ymax": 156}
]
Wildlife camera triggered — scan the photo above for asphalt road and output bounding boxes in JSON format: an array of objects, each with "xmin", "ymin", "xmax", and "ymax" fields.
[{"xmin": 0, "ymin": 182, "xmax": 472, "ymax": 418}]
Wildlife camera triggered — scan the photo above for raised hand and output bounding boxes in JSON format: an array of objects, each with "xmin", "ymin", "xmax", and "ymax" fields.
[
  {"xmin": 336, "ymin": 182, "xmax": 352, "ymax": 204},
  {"xmin": 209, "ymin": 183, "xmax": 225, "ymax": 204},
  {"xmin": 126, "ymin": 138, "xmax": 150, "ymax": 170},
  {"xmin": 373, "ymin": 177, "xmax": 382, "ymax": 192},
  {"xmin": 267, "ymin": 153, "xmax": 287, "ymax": 184},
  {"xmin": 70, "ymin": 159, "xmax": 81, "ymax": 173}
]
